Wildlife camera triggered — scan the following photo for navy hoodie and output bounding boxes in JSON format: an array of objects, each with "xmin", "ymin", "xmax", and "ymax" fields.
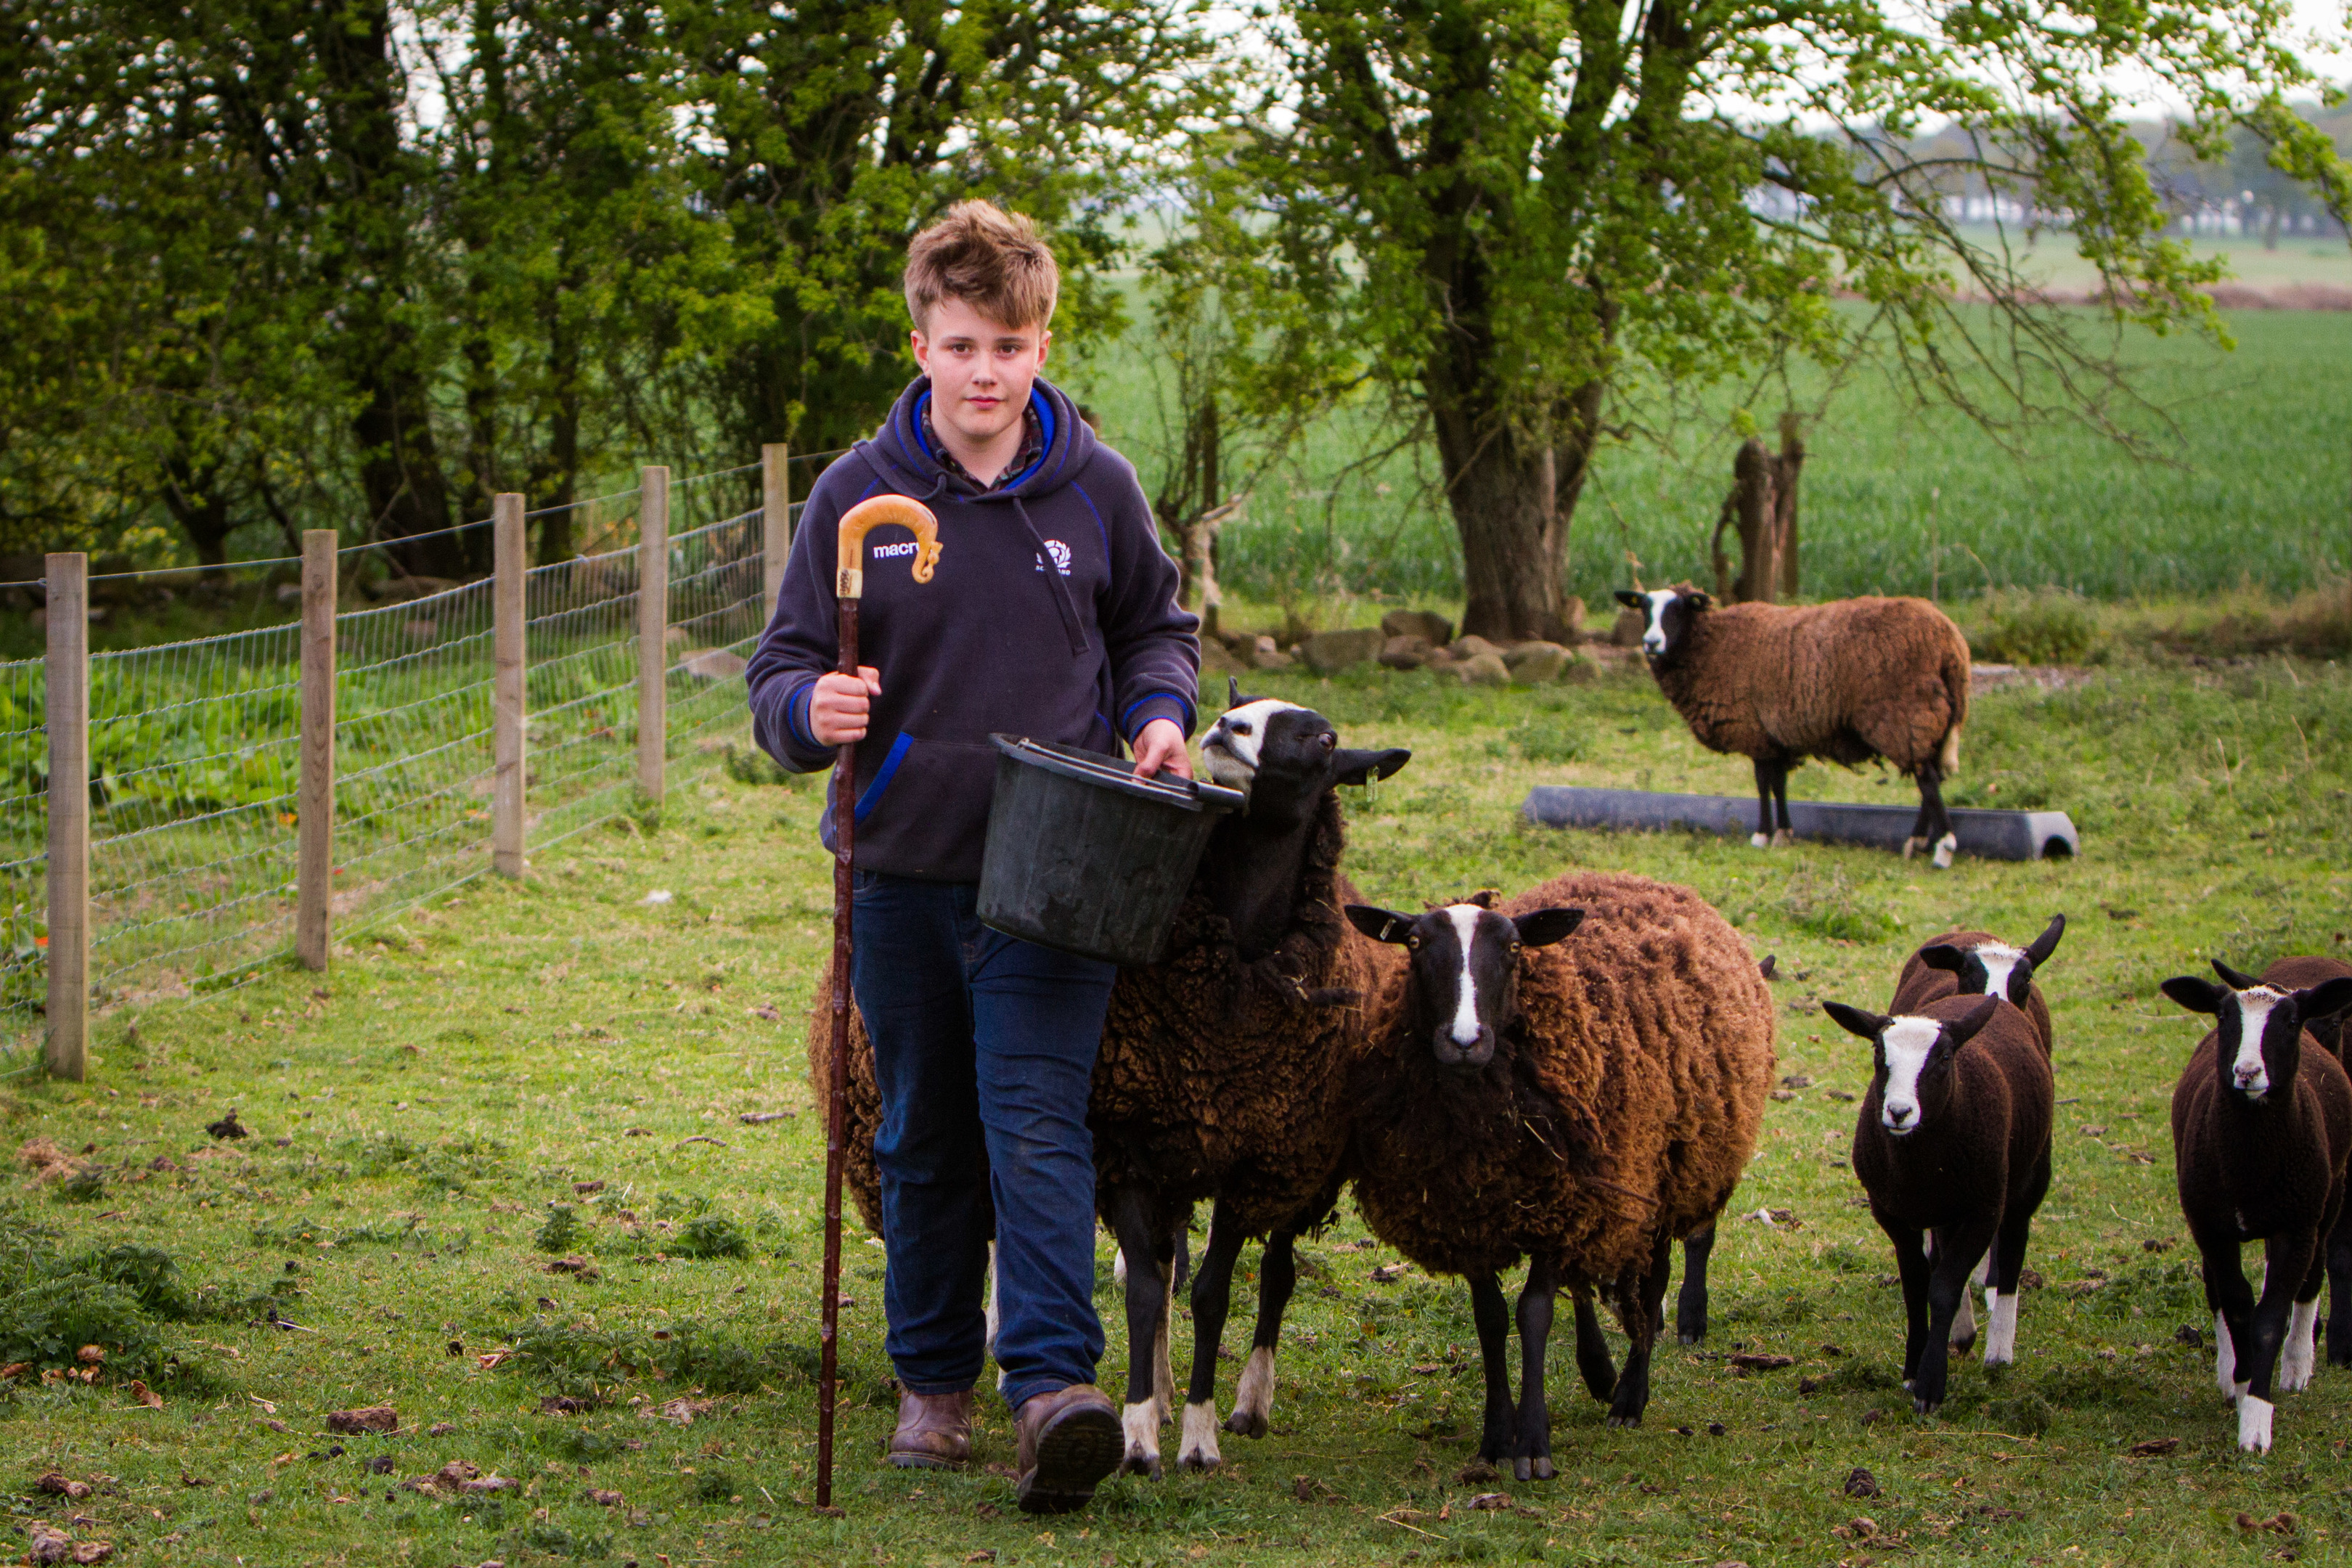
[{"xmin": 745, "ymin": 375, "xmax": 1201, "ymax": 881}]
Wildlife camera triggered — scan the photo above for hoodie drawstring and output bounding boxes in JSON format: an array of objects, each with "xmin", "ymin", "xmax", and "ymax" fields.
[{"xmin": 1011, "ymin": 494, "xmax": 1089, "ymax": 656}]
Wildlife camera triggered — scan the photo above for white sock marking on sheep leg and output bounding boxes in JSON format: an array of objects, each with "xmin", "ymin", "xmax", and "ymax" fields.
[
  {"xmin": 1177, "ymin": 1399, "xmax": 1223, "ymax": 1471},
  {"xmin": 2215, "ymin": 1312, "xmax": 2238, "ymax": 1399},
  {"xmin": 2282, "ymin": 1302, "xmax": 2319, "ymax": 1392},
  {"xmin": 1750, "ymin": 832, "xmax": 1771, "ymax": 849},
  {"xmin": 2239, "ymin": 1393, "xmax": 2275, "ymax": 1453},
  {"xmin": 1225, "ymin": 1347, "xmax": 1275, "ymax": 1438},
  {"xmin": 1931, "ymin": 831, "xmax": 1958, "ymax": 870},
  {"xmin": 1119, "ymin": 1400, "xmax": 1162, "ymax": 1478},
  {"xmin": 1983, "ymin": 1291, "xmax": 2018, "ymax": 1367}
]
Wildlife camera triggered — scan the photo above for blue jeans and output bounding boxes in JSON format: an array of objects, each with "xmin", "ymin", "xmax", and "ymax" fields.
[{"xmin": 849, "ymin": 872, "xmax": 1115, "ymax": 1410}]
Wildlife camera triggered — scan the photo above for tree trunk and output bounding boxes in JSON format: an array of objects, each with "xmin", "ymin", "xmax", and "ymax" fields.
[
  {"xmin": 1731, "ymin": 437, "xmax": 1779, "ymax": 604},
  {"xmin": 159, "ymin": 455, "xmax": 236, "ymax": 566},
  {"xmin": 1776, "ymin": 411, "xmax": 1806, "ymax": 599}
]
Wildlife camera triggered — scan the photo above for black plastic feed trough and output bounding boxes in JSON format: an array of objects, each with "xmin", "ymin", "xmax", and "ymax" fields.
[
  {"xmin": 1521, "ymin": 785, "xmax": 2079, "ymax": 862},
  {"xmin": 978, "ymin": 735, "xmax": 1247, "ymax": 966}
]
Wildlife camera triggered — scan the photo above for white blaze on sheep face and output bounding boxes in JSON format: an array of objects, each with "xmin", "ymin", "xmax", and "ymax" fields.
[
  {"xmin": 2230, "ymin": 988, "xmax": 2284, "ymax": 1101},
  {"xmin": 1972, "ymin": 943, "xmax": 2026, "ymax": 1001},
  {"xmin": 1200, "ymin": 699, "xmax": 1307, "ymax": 791},
  {"xmin": 1447, "ymin": 906, "xmax": 1485, "ymax": 1048},
  {"xmin": 1641, "ymin": 589, "xmax": 1680, "ymax": 656},
  {"xmin": 1877, "ymin": 1016, "xmax": 1943, "ymax": 1135}
]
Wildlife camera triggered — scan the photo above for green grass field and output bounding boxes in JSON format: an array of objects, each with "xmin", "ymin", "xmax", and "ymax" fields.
[
  {"xmin": 4, "ymin": 650, "xmax": 2351, "ymax": 1566},
  {"xmin": 1063, "ymin": 306, "xmax": 2352, "ymax": 615}
]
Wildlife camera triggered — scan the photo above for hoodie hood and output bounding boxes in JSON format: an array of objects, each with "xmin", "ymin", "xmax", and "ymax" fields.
[{"xmin": 865, "ymin": 375, "xmax": 1096, "ymax": 503}]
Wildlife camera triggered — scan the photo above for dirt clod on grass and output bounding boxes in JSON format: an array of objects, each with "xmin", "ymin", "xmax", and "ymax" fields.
[
  {"xmin": 204, "ymin": 1110, "xmax": 248, "ymax": 1140},
  {"xmin": 2126, "ymin": 1437, "xmax": 2180, "ymax": 1457},
  {"xmin": 324, "ymin": 1405, "xmax": 398, "ymax": 1434},
  {"xmin": 1843, "ymin": 1467, "xmax": 1881, "ymax": 1498},
  {"xmin": 36, "ymin": 1471, "xmax": 93, "ymax": 1499}
]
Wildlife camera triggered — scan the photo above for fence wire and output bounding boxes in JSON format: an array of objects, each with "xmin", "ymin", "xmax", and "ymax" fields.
[{"xmin": 5, "ymin": 456, "xmax": 804, "ymax": 1049}]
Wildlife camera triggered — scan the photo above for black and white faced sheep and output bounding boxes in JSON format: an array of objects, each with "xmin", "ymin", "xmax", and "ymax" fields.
[
  {"xmin": 1093, "ymin": 685, "xmax": 1410, "ymax": 1477},
  {"xmin": 2260, "ymin": 956, "xmax": 2352, "ymax": 1365},
  {"xmin": 1345, "ymin": 873, "xmax": 1776, "ymax": 1477},
  {"xmin": 2163, "ymin": 961, "xmax": 2352, "ymax": 1451},
  {"xmin": 1821, "ymin": 993, "xmax": 2052, "ymax": 1415},
  {"xmin": 1892, "ymin": 916, "xmax": 2065, "ymax": 1056},
  {"xmin": 1613, "ymin": 586, "xmax": 1972, "ymax": 866}
]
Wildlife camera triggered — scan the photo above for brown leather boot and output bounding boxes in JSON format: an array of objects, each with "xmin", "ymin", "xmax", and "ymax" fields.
[
  {"xmin": 887, "ymin": 1389, "xmax": 976, "ymax": 1470},
  {"xmin": 1013, "ymin": 1384, "xmax": 1122, "ymax": 1514}
]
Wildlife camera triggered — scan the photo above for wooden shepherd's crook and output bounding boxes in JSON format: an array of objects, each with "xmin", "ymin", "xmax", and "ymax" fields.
[{"xmin": 818, "ymin": 494, "xmax": 942, "ymax": 1510}]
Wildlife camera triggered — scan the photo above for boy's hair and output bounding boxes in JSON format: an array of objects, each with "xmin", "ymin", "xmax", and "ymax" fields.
[{"xmin": 904, "ymin": 201, "xmax": 1059, "ymax": 332}]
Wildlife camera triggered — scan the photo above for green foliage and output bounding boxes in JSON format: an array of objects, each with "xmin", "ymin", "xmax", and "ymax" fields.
[
  {"xmin": 673, "ymin": 1213, "xmax": 751, "ymax": 1260},
  {"xmin": 1728, "ymin": 865, "xmax": 1905, "ymax": 944},
  {"xmin": 503, "ymin": 1311, "xmax": 819, "ymax": 1399},
  {"xmin": 1975, "ymin": 589, "xmax": 2105, "ymax": 666},
  {"xmin": 0, "ymin": 1212, "xmax": 208, "ymax": 1382},
  {"xmin": 536, "ymin": 1204, "xmax": 583, "ymax": 1255}
]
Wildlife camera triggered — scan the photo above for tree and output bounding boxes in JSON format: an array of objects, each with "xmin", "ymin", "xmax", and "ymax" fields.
[{"xmin": 1269, "ymin": 1, "xmax": 2352, "ymax": 638}]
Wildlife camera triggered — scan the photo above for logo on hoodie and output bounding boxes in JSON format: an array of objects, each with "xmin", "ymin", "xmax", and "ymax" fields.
[{"xmin": 1035, "ymin": 539, "xmax": 1073, "ymax": 576}]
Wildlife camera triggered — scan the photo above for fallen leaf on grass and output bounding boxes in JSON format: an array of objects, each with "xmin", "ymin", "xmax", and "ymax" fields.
[
  {"xmin": 37, "ymin": 1472, "xmax": 93, "ymax": 1499},
  {"xmin": 1456, "ymin": 1459, "xmax": 1498, "ymax": 1485},
  {"xmin": 326, "ymin": 1405, "xmax": 399, "ymax": 1434},
  {"xmin": 2126, "ymin": 1437, "xmax": 2179, "ymax": 1457},
  {"xmin": 1371, "ymin": 1262, "xmax": 1408, "ymax": 1282},
  {"xmin": 1291, "ymin": 1475, "xmax": 1342, "ymax": 1503},
  {"xmin": 1, "ymin": 1360, "xmax": 30, "ymax": 1379},
  {"xmin": 1729, "ymin": 1353, "xmax": 1796, "ymax": 1371},
  {"xmin": 75, "ymin": 1344, "xmax": 105, "ymax": 1365},
  {"xmin": 1467, "ymin": 1492, "xmax": 1512, "ymax": 1511},
  {"xmin": 587, "ymin": 1489, "xmax": 624, "ymax": 1507},
  {"xmin": 540, "ymin": 1395, "xmax": 597, "ymax": 1415},
  {"xmin": 477, "ymin": 1349, "xmax": 513, "ymax": 1371},
  {"xmin": 2237, "ymin": 1512, "xmax": 2297, "ymax": 1535},
  {"xmin": 126, "ymin": 1379, "xmax": 163, "ymax": 1409},
  {"xmin": 545, "ymin": 1257, "xmax": 601, "ymax": 1280},
  {"xmin": 964, "ymin": 1552, "xmax": 997, "ymax": 1564},
  {"xmin": 750, "ymin": 1004, "xmax": 783, "ymax": 1022},
  {"xmin": 573, "ymin": 1180, "xmax": 606, "ymax": 1195}
]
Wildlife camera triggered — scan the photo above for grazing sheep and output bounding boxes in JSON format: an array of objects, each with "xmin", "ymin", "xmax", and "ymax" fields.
[
  {"xmin": 1822, "ymin": 993, "xmax": 2053, "ymax": 1414},
  {"xmin": 2163, "ymin": 961, "xmax": 2352, "ymax": 1451},
  {"xmin": 809, "ymin": 686, "xmax": 1412, "ymax": 1480},
  {"xmin": 1891, "ymin": 916, "xmax": 2066, "ymax": 1056},
  {"xmin": 1613, "ymin": 587, "xmax": 1971, "ymax": 866},
  {"xmin": 2261, "ymin": 957, "xmax": 2352, "ymax": 1367},
  {"xmin": 1094, "ymin": 690, "xmax": 1410, "ymax": 1477},
  {"xmin": 1344, "ymin": 872, "xmax": 1775, "ymax": 1477}
]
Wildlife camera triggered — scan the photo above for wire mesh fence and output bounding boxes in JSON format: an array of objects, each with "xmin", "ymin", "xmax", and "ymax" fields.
[{"xmin": 1, "ymin": 449, "xmax": 834, "ymax": 1074}]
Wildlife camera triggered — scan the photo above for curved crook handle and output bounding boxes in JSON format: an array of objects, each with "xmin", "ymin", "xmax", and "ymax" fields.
[{"xmin": 836, "ymin": 495, "xmax": 942, "ymax": 600}]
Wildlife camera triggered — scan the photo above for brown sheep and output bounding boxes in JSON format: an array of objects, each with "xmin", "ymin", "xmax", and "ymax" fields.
[
  {"xmin": 1614, "ymin": 587, "xmax": 1971, "ymax": 865},
  {"xmin": 1344, "ymin": 872, "xmax": 1776, "ymax": 1477},
  {"xmin": 2261, "ymin": 956, "xmax": 2352, "ymax": 1367},
  {"xmin": 1890, "ymin": 917, "xmax": 2065, "ymax": 1056}
]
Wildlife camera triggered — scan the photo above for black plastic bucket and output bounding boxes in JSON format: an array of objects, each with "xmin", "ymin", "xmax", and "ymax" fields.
[{"xmin": 977, "ymin": 734, "xmax": 1246, "ymax": 965}]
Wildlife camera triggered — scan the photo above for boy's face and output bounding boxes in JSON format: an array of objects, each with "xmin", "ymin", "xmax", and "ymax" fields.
[{"xmin": 910, "ymin": 297, "xmax": 1051, "ymax": 452}]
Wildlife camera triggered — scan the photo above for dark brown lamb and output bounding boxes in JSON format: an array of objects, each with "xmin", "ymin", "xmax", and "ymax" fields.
[
  {"xmin": 1345, "ymin": 871, "xmax": 1776, "ymax": 1477},
  {"xmin": 1616, "ymin": 587, "xmax": 1971, "ymax": 865}
]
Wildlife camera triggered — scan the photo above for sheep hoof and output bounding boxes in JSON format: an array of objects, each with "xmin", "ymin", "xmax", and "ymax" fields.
[
  {"xmin": 1222, "ymin": 1409, "xmax": 1267, "ymax": 1440},
  {"xmin": 1771, "ymin": 828, "xmax": 1793, "ymax": 848},
  {"xmin": 1930, "ymin": 833, "xmax": 1957, "ymax": 870},
  {"xmin": 1119, "ymin": 1453, "xmax": 1163, "ymax": 1480},
  {"xmin": 1901, "ymin": 836, "xmax": 1923, "ymax": 859},
  {"xmin": 1175, "ymin": 1450, "xmax": 1220, "ymax": 1474},
  {"xmin": 1676, "ymin": 1331, "xmax": 1702, "ymax": 1346},
  {"xmin": 1604, "ymin": 1413, "xmax": 1642, "ymax": 1429},
  {"xmin": 1514, "ymin": 1455, "xmax": 1554, "ymax": 1482},
  {"xmin": 1912, "ymin": 1395, "xmax": 1940, "ymax": 1416},
  {"xmin": 1950, "ymin": 1330, "xmax": 1977, "ymax": 1355},
  {"xmin": 1749, "ymin": 833, "xmax": 1771, "ymax": 849}
]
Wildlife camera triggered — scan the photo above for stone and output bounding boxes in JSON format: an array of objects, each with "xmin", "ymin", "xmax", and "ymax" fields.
[
  {"xmin": 1378, "ymin": 634, "xmax": 1432, "ymax": 670},
  {"xmin": 1245, "ymin": 637, "xmax": 1294, "ymax": 672},
  {"xmin": 1610, "ymin": 608, "xmax": 1646, "ymax": 647},
  {"xmin": 1199, "ymin": 639, "xmax": 1247, "ymax": 678},
  {"xmin": 1301, "ymin": 626, "xmax": 1384, "ymax": 673},
  {"xmin": 1559, "ymin": 648, "xmax": 1601, "ymax": 684},
  {"xmin": 1503, "ymin": 642, "xmax": 1572, "ymax": 683},
  {"xmin": 1449, "ymin": 634, "xmax": 1504, "ymax": 661},
  {"xmin": 663, "ymin": 624, "xmax": 693, "ymax": 650},
  {"xmin": 1455, "ymin": 652, "xmax": 1511, "ymax": 687},
  {"xmin": 682, "ymin": 649, "xmax": 748, "ymax": 682},
  {"xmin": 1381, "ymin": 608, "xmax": 1453, "ymax": 646}
]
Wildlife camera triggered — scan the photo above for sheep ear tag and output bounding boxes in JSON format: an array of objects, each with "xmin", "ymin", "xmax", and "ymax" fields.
[
  {"xmin": 2160, "ymin": 976, "xmax": 2229, "ymax": 1016},
  {"xmin": 1614, "ymin": 590, "xmax": 1647, "ymax": 611},
  {"xmin": 1684, "ymin": 590, "xmax": 1713, "ymax": 612},
  {"xmin": 1821, "ymin": 1001, "xmax": 1887, "ymax": 1042},
  {"xmin": 1334, "ymin": 747, "xmax": 1410, "ymax": 787},
  {"xmin": 1345, "ymin": 905, "xmax": 1415, "ymax": 945}
]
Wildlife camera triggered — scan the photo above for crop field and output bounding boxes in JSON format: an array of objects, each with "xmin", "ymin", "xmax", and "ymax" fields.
[
  {"xmin": 3, "ymin": 648, "xmax": 2349, "ymax": 1567},
  {"xmin": 1064, "ymin": 307, "xmax": 2352, "ymax": 613}
]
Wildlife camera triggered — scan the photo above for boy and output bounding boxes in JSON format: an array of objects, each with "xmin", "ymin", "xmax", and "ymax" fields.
[{"xmin": 745, "ymin": 201, "xmax": 1199, "ymax": 1513}]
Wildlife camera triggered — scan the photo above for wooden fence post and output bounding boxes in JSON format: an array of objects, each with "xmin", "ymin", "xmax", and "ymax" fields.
[
  {"xmin": 44, "ymin": 552, "xmax": 88, "ymax": 1081},
  {"xmin": 637, "ymin": 467, "xmax": 669, "ymax": 802},
  {"xmin": 295, "ymin": 531, "xmax": 338, "ymax": 969},
  {"xmin": 762, "ymin": 443, "xmax": 791, "ymax": 626},
  {"xmin": 493, "ymin": 494, "xmax": 527, "ymax": 876}
]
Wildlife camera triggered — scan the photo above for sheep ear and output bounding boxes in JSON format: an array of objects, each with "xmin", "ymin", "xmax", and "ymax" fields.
[
  {"xmin": 1514, "ymin": 908, "xmax": 1584, "ymax": 948},
  {"xmin": 1685, "ymin": 590, "xmax": 1713, "ymax": 612},
  {"xmin": 2212, "ymin": 958, "xmax": 2262, "ymax": 992},
  {"xmin": 2162, "ymin": 976, "xmax": 2229, "ymax": 1015},
  {"xmin": 1821, "ymin": 1001, "xmax": 1885, "ymax": 1042},
  {"xmin": 1944, "ymin": 995, "xmax": 2001, "ymax": 1048},
  {"xmin": 1345, "ymin": 905, "xmax": 1415, "ymax": 944},
  {"xmin": 2294, "ymin": 978, "xmax": 2352, "ymax": 1026},
  {"xmin": 1916, "ymin": 944, "xmax": 1969, "ymax": 976},
  {"xmin": 1614, "ymin": 590, "xmax": 1646, "ymax": 611},
  {"xmin": 1226, "ymin": 676, "xmax": 1249, "ymax": 711},
  {"xmin": 1334, "ymin": 747, "xmax": 1410, "ymax": 787},
  {"xmin": 2024, "ymin": 914, "xmax": 2065, "ymax": 968}
]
